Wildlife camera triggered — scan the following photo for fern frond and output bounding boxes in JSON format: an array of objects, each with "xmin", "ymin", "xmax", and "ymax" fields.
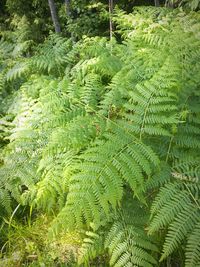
[
  {"xmin": 6, "ymin": 61, "xmax": 30, "ymax": 81},
  {"xmin": 185, "ymin": 221, "xmax": 200, "ymax": 267},
  {"xmin": 32, "ymin": 151, "xmax": 76, "ymax": 211},
  {"xmin": 160, "ymin": 204, "xmax": 199, "ymax": 261},
  {"xmin": 123, "ymin": 57, "xmax": 179, "ymax": 139},
  {"xmin": 51, "ymin": 126, "xmax": 159, "ymax": 232},
  {"xmin": 78, "ymin": 228, "xmax": 105, "ymax": 265},
  {"xmin": 0, "ymin": 188, "xmax": 12, "ymax": 215},
  {"xmin": 31, "ymin": 34, "xmax": 72, "ymax": 75},
  {"xmin": 105, "ymin": 201, "xmax": 158, "ymax": 267},
  {"xmin": 149, "ymin": 158, "xmax": 200, "ymax": 264}
]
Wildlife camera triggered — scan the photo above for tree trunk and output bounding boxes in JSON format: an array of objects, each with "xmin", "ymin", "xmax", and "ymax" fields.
[
  {"xmin": 109, "ymin": 0, "xmax": 114, "ymax": 40},
  {"xmin": 165, "ymin": 0, "xmax": 175, "ymax": 8},
  {"xmin": 48, "ymin": 0, "xmax": 61, "ymax": 33},
  {"xmin": 64, "ymin": 0, "xmax": 75, "ymax": 42},
  {"xmin": 65, "ymin": 0, "xmax": 71, "ymax": 17},
  {"xmin": 154, "ymin": 0, "xmax": 160, "ymax": 6}
]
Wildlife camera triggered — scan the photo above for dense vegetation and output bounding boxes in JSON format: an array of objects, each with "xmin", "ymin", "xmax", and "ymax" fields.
[{"xmin": 0, "ymin": 0, "xmax": 200, "ymax": 266}]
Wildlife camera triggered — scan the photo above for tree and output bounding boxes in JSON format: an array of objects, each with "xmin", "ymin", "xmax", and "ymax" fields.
[
  {"xmin": 109, "ymin": 0, "xmax": 114, "ymax": 40},
  {"xmin": 48, "ymin": 0, "xmax": 61, "ymax": 33},
  {"xmin": 154, "ymin": 0, "xmax": 160, "ymax": 6},
  {"xmin": 64, "ymin": 0, "xmax": 71, "ymax": 17}
]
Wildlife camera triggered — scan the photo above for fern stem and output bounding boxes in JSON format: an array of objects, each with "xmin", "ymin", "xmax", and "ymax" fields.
[
  {"xmin": 139, "ymin": 92, "xmax": 154, "ymax": 140},
  {"xmin": 167, "ymin": 256, "xmax": 171, "ymax": 267},
  {"xmin": 95, "ymin": 139, "xmax": 138, "ymax": 188},
  {"xmin": 68, "ymin": 96, "xmax": 138, "ymax": 141},
  {"xmin": 184, "ymin": 183, "xmax": 200, "ymax": 210},
  {"xmin": 165, "ymin": 136, "xmax": 174, "ymax": 163},
  {"xmin": 118, "ymin": 210, "xmax": 134, "ymax": 260}
]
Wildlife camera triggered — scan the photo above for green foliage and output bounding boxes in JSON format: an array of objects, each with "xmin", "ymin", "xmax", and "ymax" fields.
[
  {"xmin": 167, "ymin": 0, "xmax": 200, "ymax": 10},
  {"xmin": 0, "ymin": 214, "xmax": 80, "ymax": 266},
  {"xmin": 78, "ymin": 198, "xmax": 158, "ymax": 267},
  {"xmin": 149, "ymin": 160, "xmax": 200, "ymax": 267},
  {"xmin": 1, "ymin": 6, "xmax": 200, "ymax": 267},
  {"xmin": 104, "ymin": 201, "xmax": 158, "ymax": 267},
  {"xmin": 62, "ymin": 1, "xmax": 108, "ymax": 39},
  {"xmin": 78, "ymin": 227, "xmax": 105, "ymax": 265},
  {"xmin": 51, "ymin": 126, "xmax": 158, "ymax": 232},
  {"xmin": 31, "ymin": 34, "xmax": 72, "ymax": 75}
]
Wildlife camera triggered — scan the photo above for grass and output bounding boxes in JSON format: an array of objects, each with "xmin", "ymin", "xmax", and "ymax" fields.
[{"xmin": 0, "ymin": 212, "xmax": 81, "ymax": 267}]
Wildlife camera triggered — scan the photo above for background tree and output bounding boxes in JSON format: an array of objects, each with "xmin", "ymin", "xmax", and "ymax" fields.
[
  {"xmin": 65, "ymin": 0, "xmax": 71, "ymax": 16},
  {"xmin": 109, "ymin": 0, "xmax": 114, "ymax": 39},
  {"xmin": 48, "ymin": 0, "xmax": 61, "ymax": 33}
]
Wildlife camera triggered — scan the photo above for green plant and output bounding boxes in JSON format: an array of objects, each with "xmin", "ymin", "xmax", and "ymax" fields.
[
  {"xmin": 1, "ymin": 6, "xmax": 200, "ymax": 267},
  {"xmin": 0, "ymin": 213, "xmax": 80, "ymax": 266},
  {"xmin": 167, "ymin": 0, "xmax": 200, "ymax": 10}
]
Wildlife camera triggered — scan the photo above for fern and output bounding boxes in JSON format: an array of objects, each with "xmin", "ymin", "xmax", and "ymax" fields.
[
  {"xmin": 149, "ymin": 160, "xmax": 200, "ymax": 266},
  {"xmin": 78, "ymin": 227, "xmax": 105, "ymax": 265},
  {"xmin": 105, "ymin": 202, "xmax": 158, "ymax": 267},
  {"xmin": 123, "ymin": 56, "xmax": 179, "ymax": 139},
  {"xmin": 6, "ymin": 61, "xmax": 30, "ymax": 82},
  {"xmin": 31, "ymin": 34, "xmax": 72, "ymax": 75},
  {"xmin": 186, "ymin": 221, "xmax": 200, "ymax": 266},
  {"xmin": 50, "ymin": 124, "xmax": 159, "ymax": 234},
  {"xmin": 78, "ymin": 198, "xmax": 158, "ymax": 267},
  {"xmin": 1, "ymin": 6, "xmax": 200, "ymax": 267}
]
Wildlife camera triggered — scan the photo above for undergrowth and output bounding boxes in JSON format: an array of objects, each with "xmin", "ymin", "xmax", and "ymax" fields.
[{"xmin": 0, "ymin": 6, "xmax": 200, "ymax": 267}]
